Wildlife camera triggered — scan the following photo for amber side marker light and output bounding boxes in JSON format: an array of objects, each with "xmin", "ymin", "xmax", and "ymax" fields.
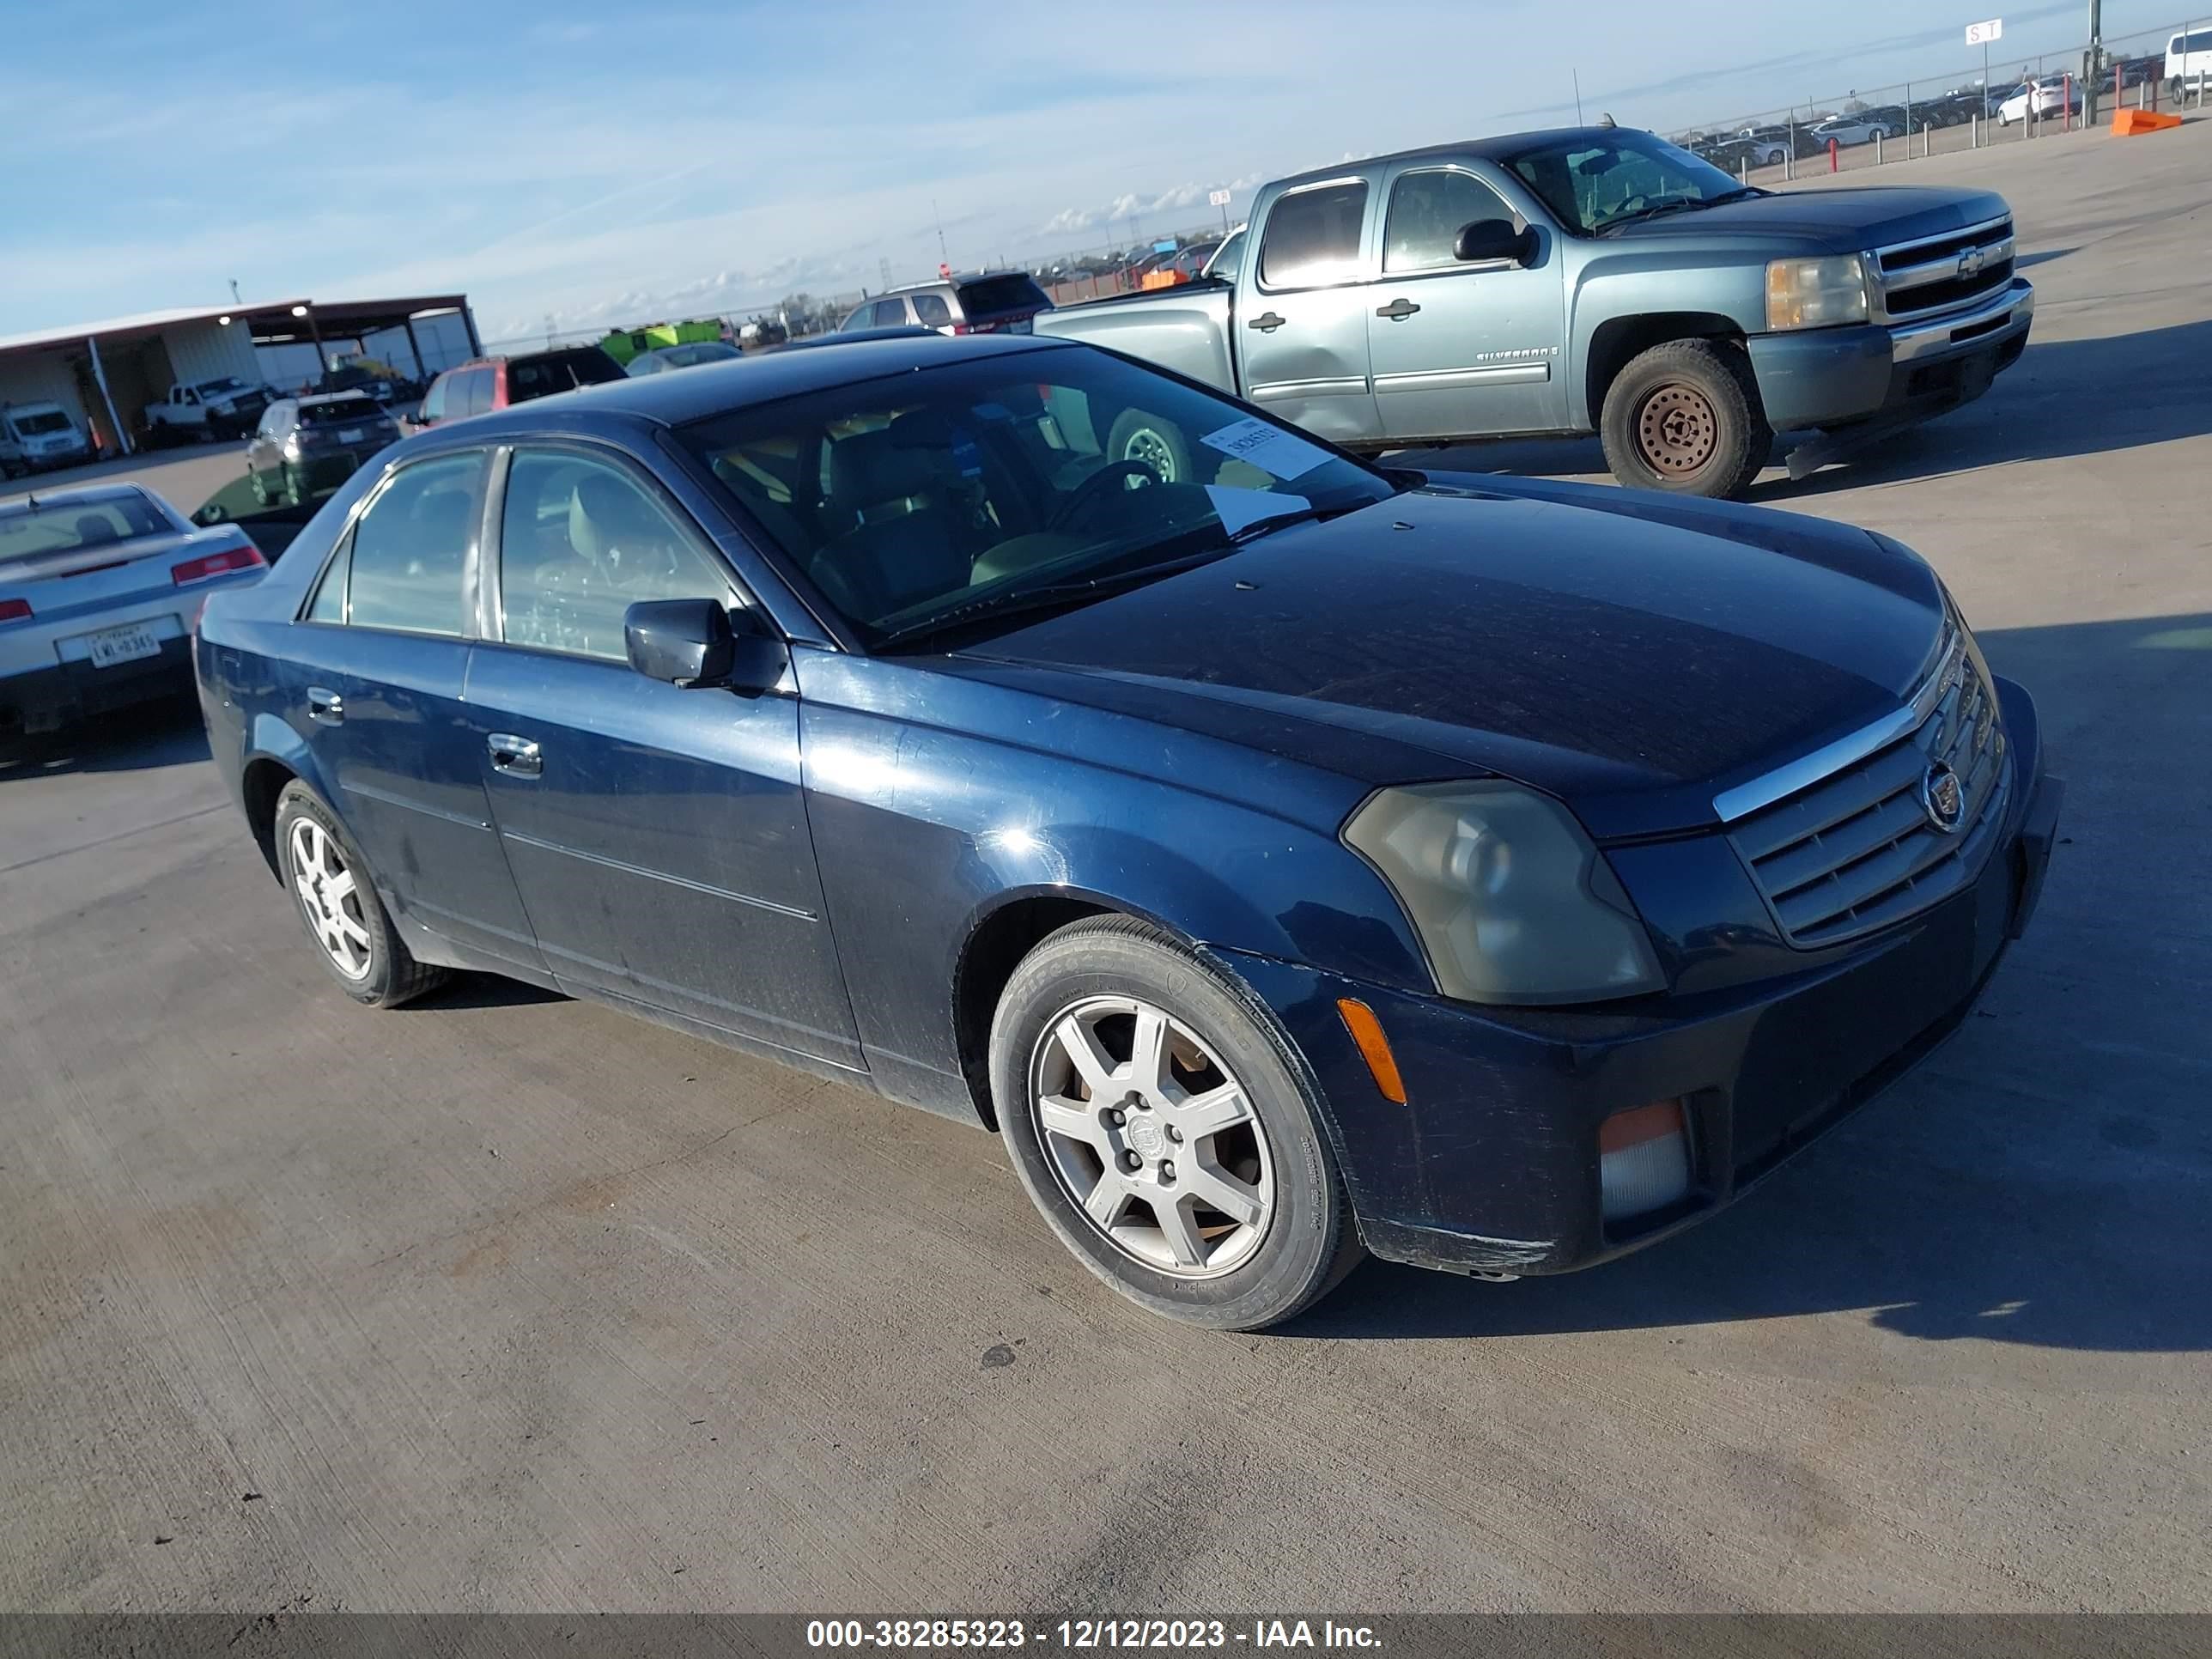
[
  {"xmin": 1335, "ymin": 998, "xmax": 1407, "ymax": 1104},
  {"xmin": 1599, "ymin": 1099, "xmax": 1693, "ymax": 1221}
]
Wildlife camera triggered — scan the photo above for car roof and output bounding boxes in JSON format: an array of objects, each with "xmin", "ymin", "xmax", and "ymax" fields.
[
  {"xmin": 459, "ymin": 331, "xmax": 1068, "ymax": 433},
  {"xmin": 1269, "ymin": 125, "xmax": 1639, "ymax": 189}
]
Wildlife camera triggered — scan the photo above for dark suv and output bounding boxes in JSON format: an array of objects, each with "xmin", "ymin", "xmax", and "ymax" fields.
[{"xmin": 414, "ymin": 347, "xmax": 626, "ymax": 428}]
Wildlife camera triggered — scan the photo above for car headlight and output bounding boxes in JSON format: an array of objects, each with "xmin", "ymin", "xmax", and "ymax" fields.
[
  {"xmin": 1765, "ymin": 253, "xmax": 1869, "ymax": 330},
  {"xmin": 1344, "ymin": 782, "xmax": 1663, "ymax": 1006}
]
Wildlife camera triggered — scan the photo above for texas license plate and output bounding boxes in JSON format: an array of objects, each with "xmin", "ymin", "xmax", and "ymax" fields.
[
  {"xmin": 86, "ymin": 622, "xmax": 162, "ymax": 668},
  {"xmin": 338, "ymin": 428, "xmax": 364, "ymax": 443}
]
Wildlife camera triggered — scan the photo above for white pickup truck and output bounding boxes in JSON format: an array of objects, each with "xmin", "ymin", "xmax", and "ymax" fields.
[{"xmin": 142, "ymin": 377, "xmax": 271, "ymax": 446}]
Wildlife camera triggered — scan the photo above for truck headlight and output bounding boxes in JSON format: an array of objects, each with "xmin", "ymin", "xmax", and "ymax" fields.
[
  {"xmin": 1344, "ymin": 782, "xmax": 1663, "ymax": 1006},
  {"xmin": 1765, "ymin": 253, "xmax": 1869, "ymax": 330}
]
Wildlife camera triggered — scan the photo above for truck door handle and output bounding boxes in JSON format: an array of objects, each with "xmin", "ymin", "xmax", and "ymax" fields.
[
  {"xmin": 488, "ymin": 733, "xmax": 543, "ymax": 777},
  {"xmin": 306, "ymin": 687, "xmax": 343, "ymax": 726},
  {"xmin": 1376, "ymin": 298, "xmax": 1422, "ymax": 321},
  {"xmin": 1247, "ymin": 312, "xmax": 1287, "ymax": 332}
]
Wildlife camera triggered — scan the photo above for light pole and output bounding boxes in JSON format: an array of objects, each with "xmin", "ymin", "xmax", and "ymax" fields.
[{"xmin": 2083, "ymin": 0, "xmax": 2104, "ymax": 125}]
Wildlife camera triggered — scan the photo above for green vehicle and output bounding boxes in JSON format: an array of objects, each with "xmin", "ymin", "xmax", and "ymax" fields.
[{"xmin": 597, "ymin": 319, "xmax": 726, "ymax": 368}]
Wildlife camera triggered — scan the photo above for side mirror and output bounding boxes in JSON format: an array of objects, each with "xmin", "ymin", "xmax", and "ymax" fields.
[
  {"xmin": 1454, "ymin": 218, "xmax": 1535, "ymax": 265},
  {"xmin": 623, "ymin": 599, "xmax": 786, "ymax": 692}
]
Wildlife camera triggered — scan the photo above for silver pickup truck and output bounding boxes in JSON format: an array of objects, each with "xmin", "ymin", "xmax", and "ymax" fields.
[{"xmin": 1036, "ymin": 125, "xmax": 2033, "ymax": 497}]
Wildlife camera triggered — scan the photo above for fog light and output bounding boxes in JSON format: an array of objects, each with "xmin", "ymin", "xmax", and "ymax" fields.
[{"xmin": 1600, "ymin": 1100, "xmax": 1692, "ymax": 1221}]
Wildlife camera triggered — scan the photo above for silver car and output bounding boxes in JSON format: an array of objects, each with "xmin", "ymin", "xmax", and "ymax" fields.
[
  {"xmin": 1, "ymin": 483, "xmax": 264, "ymax": 738},
  {"xmin": 840, "ymin": 270, "xmax": 1054, "ymax": 336}
]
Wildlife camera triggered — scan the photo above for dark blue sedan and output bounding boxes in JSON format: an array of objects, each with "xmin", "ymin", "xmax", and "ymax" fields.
[{"xmin": 194, "ymin": 333, "xmax": 2062, "ymax": 1329}]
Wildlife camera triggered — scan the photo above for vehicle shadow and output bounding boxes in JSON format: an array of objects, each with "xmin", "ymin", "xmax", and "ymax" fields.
[
  {"xmin": 410, "ymin": 976, "xmax": 568, "ymax": 1012},
  {"xmin": 1423, "ymin": 318, "xmax": 2212, "ymax": 499},
  {"xmin": 1286, "ymin": 612, "xmax": 2212, "ymax": 1352},
  {"xmin": 0, "ymin": 694, "xmax": 209, "ymax": 783}
]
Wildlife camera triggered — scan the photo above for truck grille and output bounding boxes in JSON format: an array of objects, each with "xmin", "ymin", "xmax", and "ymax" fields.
[
  {"xmin": 1874, "ymin": 216, "xmax": 2014, "ymax": 320},
  {"xmin": 1726, "ymin": 630, "xmax": 2009, "ymax": 948}
]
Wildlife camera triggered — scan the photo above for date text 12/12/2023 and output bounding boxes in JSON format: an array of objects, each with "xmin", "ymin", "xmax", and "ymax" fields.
[{"xmin": 805, "ymin": 1620, "xmax": 1383, "ymax": 1650}]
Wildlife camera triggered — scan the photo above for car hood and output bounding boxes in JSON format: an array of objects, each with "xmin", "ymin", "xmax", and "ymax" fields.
[
  {"xmin": 1611, "ymin": 185, "xmax": 2010, "ymax": 254},
  {"xmin": 955, "ymin": 480, "xmax": 1948, "ymax": 839}
]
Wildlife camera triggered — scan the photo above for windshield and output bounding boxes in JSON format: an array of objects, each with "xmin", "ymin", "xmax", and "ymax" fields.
[
  {"xmin": 300, "ymin": 398, "xmax": 386, "ymax": 426},
  {"xmin": 679, "ymin": 349, "xmax": 1396, "ymax": 647},
  {"xmin": 955, "ymin": 275, "xmax": 1051, "ymax": 318},
  {"xmin": 1502, "ymin": 130, "xmax": 1753, "ymax": 235},
  {"xmin": 0, "ymin": 491, "xmax": 175, "ymax": 564},
  {"xmin": 9, "ymin": 410, "xmax": 73, "ymax": 436},
  {"xmin": 509, "ymin": 349, "xmax": 625, "ymax": 400},
  {"xmin": 198, "ymin": 377, "xmax": 247, "ymax": 395}
]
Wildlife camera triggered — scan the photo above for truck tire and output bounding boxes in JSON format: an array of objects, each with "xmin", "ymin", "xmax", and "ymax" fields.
[
  {"xmin": 1105, "ymin": 409, "xmax": 1196, "ymax": 486},
  {"xmin": 1599, "ymin": 337, "xmax": 1771, "ymax": 501}
]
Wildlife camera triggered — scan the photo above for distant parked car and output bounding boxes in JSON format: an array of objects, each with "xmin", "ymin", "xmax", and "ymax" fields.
[
  {"xmin": 1999, "ymin": 78, "xmax": 2080, "ymax": 124},
  {"xmin": 246, "ymin": 392, "xmax": 402, "ymax": 507},
  {"xmin": 2, "ymin": 400, "xmax": 94, "ymax": 477},
  {"xmin": 143, "ymin": 376, "xmax": 272, "ymax": 445},
  {"xmin": 626, "ymin": 341, "xmax": 744, "ymax": 376},
  {"xmin": 414, "ymin": 347, "xmax": 627, "ymax": 428},
  {"xmin": 839, "ymin": 271, "xmax": 1054, "ymax": 336},
  {"xmin": 1, "ymin": 482, "xmax": 264, "ymax": 738},
  {"xmin": 1810, "ymin": 112, "xmax": 1900, "ymax": 147}
]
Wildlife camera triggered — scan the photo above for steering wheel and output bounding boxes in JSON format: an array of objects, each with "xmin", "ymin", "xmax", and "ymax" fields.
[{"xmin": 1047, "ymin": 459, "xmax": 1160, "ymax": 533}]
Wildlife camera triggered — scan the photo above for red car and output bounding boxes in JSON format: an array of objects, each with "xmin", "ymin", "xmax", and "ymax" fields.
[{"xmin": 413, "ymin": 346, "xmax": 626, "ymax": 428}]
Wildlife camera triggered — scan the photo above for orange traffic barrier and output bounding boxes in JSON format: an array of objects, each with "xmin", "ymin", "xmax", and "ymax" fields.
[{"xmin": 2112, "ymin": 108, "xmax": 2182, "ymax": 135}]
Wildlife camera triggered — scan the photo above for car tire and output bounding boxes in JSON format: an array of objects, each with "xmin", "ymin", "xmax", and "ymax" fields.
[
  {"xmin": 1105, "ymin": 409, "xmax": 1195, "ymax": 486},
  {"xmin": 274, "ymin": 781, "xmax": 447, "ymax": 1009},
  {"xmin": 1599, "ymin": 337, "xmax": 1771, "ymax": 501},
  {"xmin": 988, "ymin": 915, "xmax": 1364, "ymax": 1331}
]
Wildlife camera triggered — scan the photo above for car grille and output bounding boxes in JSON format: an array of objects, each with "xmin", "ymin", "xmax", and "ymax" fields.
[
  {"xmin": 1725, "ymin": 629, "xmax": 2009, "ymax": 948},
  {"xmin": 1874, "ymin": 216, "xmax": 2014, "ymax": 320}
]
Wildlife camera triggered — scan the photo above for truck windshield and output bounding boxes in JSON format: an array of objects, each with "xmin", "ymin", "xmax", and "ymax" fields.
[
  {"xmin": 1502, "ymin": 131, "xmax": 1753, "ymax": 236},
  {"xmin": 678, "ymin": 349, "xmax": 1396, "ymax": 648},
  {"xmin": 9, "ymin": 410, "xmax": 72, "ymax": 436}
]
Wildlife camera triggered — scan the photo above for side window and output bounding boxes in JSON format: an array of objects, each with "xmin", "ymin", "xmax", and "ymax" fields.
[
  {"xmin": 343, "ymin": 452, "xmax": 485, "ymax": 636},
  {"xmin": 420, "ymin": 375, "xmax": 448, "ymax": 422},
  {"xmin": 872, "ymin": 298, "xmax": 911, "ymax": 327},
  {"xmin": 306, "ymin": 538, "xmax": 349, "ymax": 623},
  {"xmin": 457, "ymin": 368, "xmax": 490, "ymax": 417},
  {"xmin": 912, "ymin": 293, "xmax": 951, "ymax": 328},
  {"xmin": 1258, "ymin": 180, "xmax": 1370, "ymax": 289},
  {"xmin": 1384, "ymin": 169, "xmax": 1517, "ymax": 271},
  {"xmin": 1209, "ymin": 228, "xmax": 1245, "ymax": 282},
  {"xmin": 496, "ymin": 448, "xmax": 736, "ymax": 663}
]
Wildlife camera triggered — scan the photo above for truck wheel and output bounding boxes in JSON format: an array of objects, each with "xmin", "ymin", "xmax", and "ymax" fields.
[
  {"xmin": 989, "ymin": 915, "xmax": 1364, "ymax": 1331},
  {"xmin": 1106, "ymin": 409, "xmax": 1195, "ymax": 486},
  {"xmin": 1599, "ymin": 338, "xmax": 1771, "ymax": 501}
]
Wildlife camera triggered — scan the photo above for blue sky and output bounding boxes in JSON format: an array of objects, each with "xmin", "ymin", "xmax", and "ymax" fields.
[{"xmin": 1, "ymin": 0, "xmax": 2167, "ymax": 343}]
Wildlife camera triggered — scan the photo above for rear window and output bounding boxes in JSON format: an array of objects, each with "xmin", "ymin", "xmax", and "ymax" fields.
[
  {"xmin": 300, "ymin": 399, "xmax": 384, "ymax": 427},
  {"xmin": 954, "ymin": 275, "xmax": 1049, "ymax": 317},
  {"xmin": 1258, "ymin": 180, "xmax": 1370, "ymax": 289},
  {"xmin": 0, "ymin": 494, "xmax": 173, "ymax": 563},
  {"xmin": 507, "ymin": 349, "xmax": 625, "ymax": 402}
]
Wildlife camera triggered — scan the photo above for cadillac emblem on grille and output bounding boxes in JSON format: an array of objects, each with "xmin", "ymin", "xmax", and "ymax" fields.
[
  {"xmin": 1957, "ymin": 247, "xmax": 1986, "ymax": 279},
  {"xmin": 1921, "ymin": 762, "xmax": 1966, "ymax": 833}
]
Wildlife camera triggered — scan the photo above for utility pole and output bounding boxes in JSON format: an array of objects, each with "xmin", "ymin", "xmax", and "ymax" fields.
[
  {"xmin": 2083, "ymin": 0, "xmax": 2104, "ymax": 125},
  {"xmin": 1572, "ymin": 68, "xmax": 1584, "ymax": 125},
  {"xmin": 228, "ymin": 278, "xmax": 242, "ymax": 305},
  {"xmin": 933, "ymin": 198, "xmax": 950, "ymax": 270}
]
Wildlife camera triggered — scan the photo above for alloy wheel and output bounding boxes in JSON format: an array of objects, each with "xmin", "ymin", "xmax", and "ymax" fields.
[
  {"xmin": 1120, "ymin": 426, "xmax": 1180, "ymax": 484},
  {"xmin": 289, "ymin": 818, "xmax": 374, "ymax": 981},
  {"xmin": 1029, "ymin": 995, "xmax": 1274, "ymax": 1277}
]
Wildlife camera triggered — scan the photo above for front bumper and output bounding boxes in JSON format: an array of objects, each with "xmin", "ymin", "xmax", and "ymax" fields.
[
  {"xmin": 1218, "ymin": 677, "xmax": 2061, "ymax": 1279},
  {"xmin": 1747, "ymin": 277, "xmax": 2034, "ymax": 431}
]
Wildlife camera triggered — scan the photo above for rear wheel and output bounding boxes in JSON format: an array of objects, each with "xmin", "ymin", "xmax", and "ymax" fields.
[
  {"xmin": 274, "ymin": 782, "xmax": 447, "ymax": 1008},
  {"xmin": 1105, "ymin": 409, "xmax": 1195, "ymax": 486},
  {"xmin": 1599, "ymin": 337, "xmax": 1771, "ymax": 500},
  {"xmin": 989, "ymin": 915, "xmax": 1363, "ymax": 1330}
]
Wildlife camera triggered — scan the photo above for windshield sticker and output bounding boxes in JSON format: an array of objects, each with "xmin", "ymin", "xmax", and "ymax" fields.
[
  {"xmin": 1206, "ymin": 485, "xmax": 1310, "ymax": 537},
  {"xmin": 1200, "ymin": 418, "xmax": 1332, "ymax": 481}
]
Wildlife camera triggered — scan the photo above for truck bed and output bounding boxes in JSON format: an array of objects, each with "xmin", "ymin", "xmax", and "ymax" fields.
[{"xmin": 1033, "ymin": 281, "xmax": 1236, "ymax": 394}]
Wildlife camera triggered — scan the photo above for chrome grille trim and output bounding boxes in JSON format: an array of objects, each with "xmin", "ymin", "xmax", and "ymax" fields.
[
  {"xmin": 1718, "ymin": 626, "xmax": 2011, "ymax": 949},
  {"xmin": 1870, "ymin": 214, "xmax": 2015, "ymax": 323}
]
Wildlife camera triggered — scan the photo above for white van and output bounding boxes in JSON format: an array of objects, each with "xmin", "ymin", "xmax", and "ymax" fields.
[
  {"xmin": 0, "ymin": 401, "xmax": 94, "ymax": 479},
  {"xmin": 2167, "ymin": 28, "xmax": 2212, "ymax": 91}
]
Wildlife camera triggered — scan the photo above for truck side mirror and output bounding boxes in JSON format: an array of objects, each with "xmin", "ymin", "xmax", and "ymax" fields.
[{"xmin": 1454, "ymin": 219, "xmax": 1535, "ymax": 265}]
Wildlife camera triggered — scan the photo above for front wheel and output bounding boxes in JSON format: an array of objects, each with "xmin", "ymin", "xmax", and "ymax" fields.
[
  {"xmin": 274, "ymin": 782, "xmax": 447, "ymax": 1008},
  {"xmin": 1598, "ymin": 337, "xmax": 1771, "ymax": 500},
  {"xmin": 989, "ymin": 915, "xmax": 1363, "ymax": 1330},
  {"xmin": 1105, "ymin": 408, "xmax": 1195, "ymax": 486}
]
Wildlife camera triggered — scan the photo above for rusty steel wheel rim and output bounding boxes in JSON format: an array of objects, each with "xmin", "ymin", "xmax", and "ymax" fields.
[{"xmin": 1636, "ymin": 383, "xmax": 1719, "ymax": 476}]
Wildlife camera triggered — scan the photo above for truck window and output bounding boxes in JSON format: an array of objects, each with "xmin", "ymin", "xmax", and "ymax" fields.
[
  {"xmin": 1258, "ymin": 180, "xmax": 1369, "ymax": 290},
  {"xmin": 1383, "ymin": 170, "xmax": 1517, "ymax": 271}
]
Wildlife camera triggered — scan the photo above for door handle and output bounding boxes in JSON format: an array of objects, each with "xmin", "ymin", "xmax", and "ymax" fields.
[
  {"xmin": 487, "ymin": 733, "xmax": 543, "ymax": 777},
  {"xmin": 306, "ymin": 687, "xmax": 343, "ymax": 726},
  {"xmin": 1247, "ymin": 312, "xmax": 1287, "ymax": 332},
  {"xmin": 1375, "ymin": 298, "xmax": 1422, "ymax": 321}
]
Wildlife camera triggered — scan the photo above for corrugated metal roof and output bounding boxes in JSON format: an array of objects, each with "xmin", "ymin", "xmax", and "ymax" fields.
[{"xmin": 0, "ymin": 303, "xmax": 309, "ymax": 356}]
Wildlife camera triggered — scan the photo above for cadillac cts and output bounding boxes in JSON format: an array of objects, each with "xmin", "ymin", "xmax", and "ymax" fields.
[{"xmin": 194, "ymin": 333, "xmax": 2062, "ymax": 1330}]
